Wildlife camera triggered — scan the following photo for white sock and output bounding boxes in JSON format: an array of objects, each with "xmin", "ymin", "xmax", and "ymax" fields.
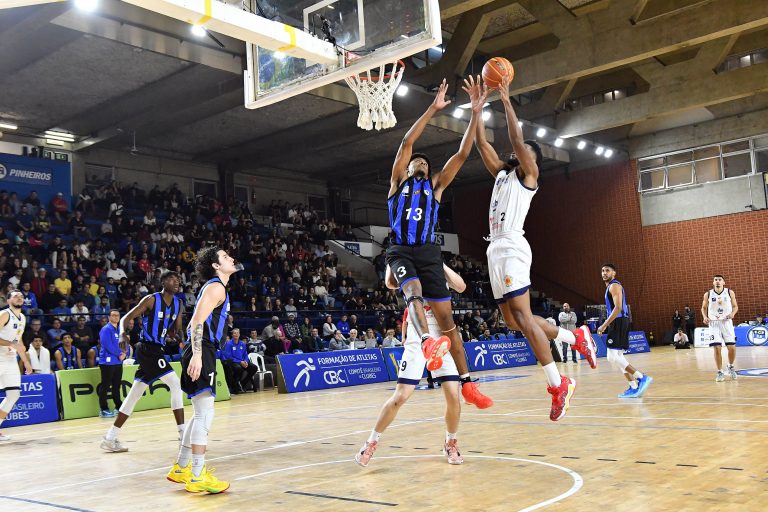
[
  {"xmin": 0, "ymin": 418, "xmax": 5, "ymax": 429},
  {"xmin": 191, "ymin": 454, "xmax": 205, "ymax": 477},
  {"xmin": 542, "ymin": 362, "xmax": 561, "ymax": 387},
  {"xmin": 628, "ymin": 380, "xmax": 638, "ymax": 389},
  {"xmin": 446, "ymin": 432, "xmax": 457, "ymax": 442},
  {"xmin": 459, "ymin": 373, "xmax": 469, "ymax": 380},
  {"xmin": 106, "ymin": 425, "xmax": 120, "ymax": 442},
  {"xmin": 554, "ymin": 328, "xmax": 576, "ymax": 345},
  {"xmin": 177, "ymin": 445, "xmax": 192, "ymax": 467},
  {"xmin": 368, "ymin": 430, "xmax": 381, "ymax": 443},
  {"xmin": 632, "ymin": 371, "xmax": 644, "ymax": 380},
  {"xmin": 177, "ymin": 423, "xmax": 185, "ymax": 436}
]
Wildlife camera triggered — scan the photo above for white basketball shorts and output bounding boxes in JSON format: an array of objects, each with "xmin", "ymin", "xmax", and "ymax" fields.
[{"xmin": 487, "ymin": 234, "xmax": 532, "ymax": 303}]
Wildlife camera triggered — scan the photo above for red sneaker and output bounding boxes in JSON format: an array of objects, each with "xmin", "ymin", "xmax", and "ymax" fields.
[
  {"xmin": 461, "ymin": 381, "xmax": 494, "ymax": 409},
  {"xmin": 573, "ymin": 326, "xmax": 598, "ymax": 369},
  {"xmin": 547, "ymin": 375, "xmax": 576, "ymax": 421},
  {"xmin": 421, "ymin": 335, "xmax": 450, "ymax": 372}
]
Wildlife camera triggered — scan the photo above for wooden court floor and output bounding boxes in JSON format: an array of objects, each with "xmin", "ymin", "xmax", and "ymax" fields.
[{"xmin": 1, "ymin": 347, "xmax": 767, "ymax": 512}]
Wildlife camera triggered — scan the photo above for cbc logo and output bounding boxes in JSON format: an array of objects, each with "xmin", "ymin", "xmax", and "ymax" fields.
[
  {"xmin": 323, "ymin": 370, "xmax": 346, "ymax": 385},
  {"xmin": 0, "ymin": 164, "xmax": 6, "ymax": 180},
  {"xmin": 747, "ymin": 326, "xmax": 768, "ymax": 346},
  {"xmin": 492, "ymin": 354, "xmax": 508, "ymax": 365}
]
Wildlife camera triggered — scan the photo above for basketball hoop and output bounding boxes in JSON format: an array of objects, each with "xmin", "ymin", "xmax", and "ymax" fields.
[{"xmin": 345, "ymin": 60, "xmax": 405, "ymax": 131}]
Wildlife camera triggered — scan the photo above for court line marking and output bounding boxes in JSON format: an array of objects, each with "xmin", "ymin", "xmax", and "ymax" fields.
[
  {"xmin": 235, "ymin": 454, "xmax": 583, "ymax": 512},
  {"xmin": 9, "ymin": 416, "xmax": 442, "ymax": 498},
  {"xmin": 285, "ymin": 490, "xmax": 398, "ymax": 506},
  {"xmin": 0, "ymin": 496, "xmax": 95, "ymax": 512}
]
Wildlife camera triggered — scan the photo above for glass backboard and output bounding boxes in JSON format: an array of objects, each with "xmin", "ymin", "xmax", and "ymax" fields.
[{"xmin": 244, "ymin": 0, "xmax": 441, "ymax": 109}]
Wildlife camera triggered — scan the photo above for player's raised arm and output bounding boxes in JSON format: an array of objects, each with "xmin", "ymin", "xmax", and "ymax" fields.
[
  {"xmin": 434, "ymin": 76, "xmax": 488, "ymax": 194},
  {"xmin": 186, "ymin": 283, "xmax": 225, "ymax": 381},
  {"xmin": 390, "ymin": 79, "xmax": 451, "ymax": 195},
  {"xmin": 498, "ymin": 75, "xmax": 538, "ymax": 183},
  {"xmin": 119, "ymin": 294, "xmax": 155, "ymax": 346},
  {"xmin": 475, "ymin": 96, "xmax": 505, "ymax": 178}
]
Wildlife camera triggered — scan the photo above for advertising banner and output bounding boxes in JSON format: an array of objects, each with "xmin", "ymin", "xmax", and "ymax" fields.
[
  {"xmin": 0, "ymin": 153, "xmax": 72, "ymax": 207},
  {"xmin": 627, "ymin": 331, "xmax": 651, "ymax": 354},
  {"xmin": 464, "ymin": 339, "xmax": 537, "ymax": 372},
  {"xmin": 381, "ymin": 346, "xmax": 431, "ymax": 381},
  {"xmin": 277, "ymin": 349, "xmax": 389, "ymax": 393},
  {"xmin": 694, "ymin": 327, "xmax": 712, "ymax": 348},
  {"xmin": 0, "ymin": 373, "xmax": 59, "ymax": 427},
  {"xmin": 57, "ymin": 361, "xmax": 230, "ymax": 420},
  {"xmin": 736, "ymin": 325, "xmax": 768, "ymax": 346}
]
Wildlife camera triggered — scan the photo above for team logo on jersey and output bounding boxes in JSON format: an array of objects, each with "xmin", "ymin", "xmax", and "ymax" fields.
[
  {"xmin": 158, "ymin": 312, "xmax": 164, "ymax": 318},
  {"xmin": 402, "ymin": 186, "xmax": 409, "ymax": 194},
  {"xmin": 424, "ymin": 190, "xmax": 430, "ymax": 196},
  {"xmin": 172, "ymin": 314, "xmax": 177, "ymax": 320},
  {"xmin": 504, "ymin": 275, "xmax": 513, "ymax": 287}
]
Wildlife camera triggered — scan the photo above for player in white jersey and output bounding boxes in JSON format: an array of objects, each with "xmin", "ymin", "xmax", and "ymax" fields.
[
  {"xmin": 474, "ymin": 74, "xmax": 597, "ymax": 421},
  {"xmin": 355, "ymin": 265, "xmax": 466, "ymax": 467},
  {"xmin": 701, "ymin": 275, "xmax": 739, "ymax": 382},
  {"xmin": 0, "ymin": 290, "xmax": 32, "ymax": 441}
]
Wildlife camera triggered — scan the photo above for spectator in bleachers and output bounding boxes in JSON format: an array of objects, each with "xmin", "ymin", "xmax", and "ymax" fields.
[
  {"xmin": 71, "ymin": 315, "xmax": 96, "ymax": 365},
  {"xmin": 0, "ymin": 191, "xmax": 10, "ymax": 217},
  {"xmin": 106, "ymin": 261, "xmax": 127, "ymax": 281},
  {"xmin": 54, "ymin": 333, "xmax": 82, "ymax": 370},
  {"xmin": 307, "ymin": 328, "xmax": 324, "ymax": 352},
  {"xmin": 69, "ymin": 210, "xmax": 90, "ymax": 238},
  {"xmin": 262, "ymin": 315, "xmax": 288, "ymax": 354},
  {"xmin": 39, "ymin": 283, "xmax": 63, "ymax": 312},
  {"xmin": 336, "ymin": 314, "xmax": 350, "ymax": 336},
  {"xmin": 330, "ymin": 330, "xmax": 349, "ymax": 351},
  {"xmin": 46, "ymin": 319, "xmax": 66, "ymax": 348},
  {"xmin": 28, "ymin": 335, "xmax": 51, "ymax": 374},
  {"xmin": 54, "ymin": 269, "xmax": 72, "ymax": 297},
  {"xmin": 478, "ymin": 328, "xmax": 493, "ymax": 341},
  {"xmin": 16, "ymin": 205, "xmax": 34, "ymax": 233},
  {"xmin": 8, "ymin": 192, "xmax": 21, "ymax": 215},
  {"xmin": 283, "ymin": 313, "xmax": 302, "ymax": 351},
  {"xmin": 51, "ymin": 191, "xmax": 69, "ymax": 223},
  {"xmin": 23, "ymin": 318, "xmax": 50, "ymax": 348},
  {"xmin": 381, "ymin": 329, "xmax": 400, "ymax": 347},
  {"xmin": 19, "ymin": 282, "xmax": 41, "ymax": 317},
  {"xmin": 347, "ymin": 329, "xmax": 363, "ymax": 349},
  {"xmin": 299, "ymin": 316, "xmax": 313, "ymax": 339},
  {"xmin": 363, "ymin": 328, "xmax": 379, "ymax": 349},
  {"xmin": 322, "ymin": 315, "xmax": 337, "ymax": 340},
  {"xmin": 93, "ymin": 295, "xmax": 111, "ymax": 321},
  {"xmin": 8, "ymin": 268, "xmax": 23, "ymax": 289},
  {"xmin": 52, "ymin": 299, "xmax": 72, "ymax": 322},
  {"xmin": 34, "ymin": 208, "xmax": 51, "ymax": 234}
]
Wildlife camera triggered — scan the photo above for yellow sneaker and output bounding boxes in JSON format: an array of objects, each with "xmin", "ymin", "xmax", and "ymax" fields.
[
  {"xmin": 184, "ymin": 466, "xmax": 230, "ymax": 494},
  {"xmin": 166, "ymin": 463, "xmax": 192, "ymax": 484}
]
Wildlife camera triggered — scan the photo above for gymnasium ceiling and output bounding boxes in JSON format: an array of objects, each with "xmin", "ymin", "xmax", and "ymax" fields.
[{"xmin": 1, "ymin": 0, "xmax": 768, "ymax": 189}]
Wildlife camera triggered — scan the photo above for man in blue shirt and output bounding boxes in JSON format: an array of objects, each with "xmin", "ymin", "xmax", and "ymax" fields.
[
  {"xmin": 93, "ymin": 296, "xmax": 111, "ymax": 321},
  {"xmin": 47, "ymin": 318, "xmax": 66, "ymax": 348},
  {"xmin": 20, "ymin": 282, "xmax": 42, "ymax": 317},
  {"xmin": 98, "ymin": 310, "xmax": 124, "ymax": 418},
  {"xmin": 336, "ymin": 314, "xmax": 350, "ymax": 337},
  {"xmin": 105, "ymin": 277, "xmax": 119, "ymax": 305},
  {"xmin": 222, "ymin": 328, "xmax": 256, "ymax": 393}
]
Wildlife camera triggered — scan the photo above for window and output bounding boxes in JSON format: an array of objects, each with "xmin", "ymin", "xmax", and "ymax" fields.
[
  {"xmin": 723, "ymin": 153, "xmax": 752, "ymax": 178},
  {"xmin": 639, "ymin": 157, "xmax": 665, "ymax": 170},
  {"xmin": 667, "ymin": 151, "xmax": 693, "ymax": 166},
  {"xmin": 722, "ymin": 140, "xmax": 749, "ymax": 153},
  {"xmin": 695, "ymin": 158, "xmax": 721, "ymax": 184},
  {"xmin": 667, "ymin": 163, "xmax": 694, "ymax": 187},
  {"xmin": 694, "ymin": 146, "xmax": 719, "ymax": 160},
  {"xmin": 234, "ymin": 185, "xmax": 248, "ymax": 204},
  {"xmin": 194, "ymin": 180, "xmax": 217, "ymax": 198},
  {"xmin": 639, "ymin": 169, "xmax": 665, "ymax": 191},
  {"xmin": 754, "ymin": 135, "xmax": 768, "ymax": 149},
  {"xmin": 756, "ymin": 150, "xmax": 768, "ymax": 173}
]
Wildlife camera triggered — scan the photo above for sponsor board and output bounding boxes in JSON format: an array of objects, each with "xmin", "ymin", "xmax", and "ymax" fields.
[
  {"xmin": 0, "ymin": 374, "xmax": 59, "ymax": 427},
  {"xmin": 277, "ymin": 349, "xmax": 389, "ymax": 393},
  {"xmin": 57, "ymin": 361, "xmax": 230, "ymax": 420},
  {"xmin": 464, "ymin": 340, "xmax": 537, "ymax": 372}
]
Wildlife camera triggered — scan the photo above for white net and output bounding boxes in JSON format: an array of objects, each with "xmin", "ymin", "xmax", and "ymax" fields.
[{"xmin": 344, "ymin": 61, "xmax": 405, "ymax": 131}]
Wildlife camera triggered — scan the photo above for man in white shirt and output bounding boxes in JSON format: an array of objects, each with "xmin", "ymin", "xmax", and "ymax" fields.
[
  {"xmin": 558, "ymin": 303, "xmax": 579, "ymax": 363},
  {"xmin": 673, "ymin": 328, "xmax": 690, "ymax": 349},
  {"xmin": 28, "ymin": 335, "xmax": 51, "ymax": 374},
  {"xmin": 70, "ymin": 299, "xmax": 90, "ymax": 322},
  {"xmin": 106, "ymin": 262, "xmax": 127, "ymax": 281}
]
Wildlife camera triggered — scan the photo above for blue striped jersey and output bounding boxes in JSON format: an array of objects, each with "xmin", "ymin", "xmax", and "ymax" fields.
[
  {"xmin": 387, "ymin": 176, "xmax": 439, "ymax": 245},
  {"xmin": 141, "ymin": 292, "xmax": 182, "ymax": 346},
  {"xmin": 605, "ymin": 279, "xmax": 629, "ymax": 318},
  {"xmin": 193, "ymin": 278, "xmax": 230, "ymax": 348}
]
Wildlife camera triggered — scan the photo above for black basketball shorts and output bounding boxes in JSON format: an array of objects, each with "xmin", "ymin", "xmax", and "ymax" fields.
[
  {"xmin": 181, "ymin": 342, "xmax": 218, "ymax": 398},
  {"xmin": 386, "ymin": 243, "xmax": 450, "ymax": 301},
  {"xmin": 606, "ymin": 316, "xmax": 630, "ymax": 351},
  {"xmin": 134, "ymin": 342, "xmax": 175, "ymax": 384}
]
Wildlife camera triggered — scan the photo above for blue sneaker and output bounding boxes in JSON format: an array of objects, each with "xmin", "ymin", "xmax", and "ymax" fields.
[
  {"xmin": 618, "ymin": 385, "xmax": 638, "ymax": 398},
  {"xmin": 99, "ymin": 410, "xmax": 115, "ymax": 418},
  {"xmin": 634, "ymin": 375, "xmax": 653, "ymax": 397}
]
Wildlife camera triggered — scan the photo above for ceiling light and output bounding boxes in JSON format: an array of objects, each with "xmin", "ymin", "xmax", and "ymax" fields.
[
  {"xmin": 595, "ymin": 146, "xmax": 604, "ymax": 155},
  {"xmin": 604, "ymin": 149, "xmax": 614, "ymax": 158},
  {"xmin": 45, "ymin": 130, "xmax": 76, "ymax": 142},
  {"xmin": 190, "ymin": 24, "xmax": 206, "ymax": 37},
  {"xmin": 396, "ymin": 85, "xmax": 409, "ymax": 97},
  {"xmin": 536, "ymin": 127, "xmax": 546, "ymax": 138},
  {"xmin": 458, "ymin": 102, "xmax": 489, "ymax": 110},
  {"xmin": 577, "ymin": 140, "xmax": 587, "ymax": 150},
  {"xmin": 452, "ymin": 108, "xmax": 464, "ymax": 119},
  {"xmin": 554, "ymin": 137, "xmax": 564, "ymax": 147},
  {"xmin": 482, "ymin": 111, "xmax": 491, "ymax": 121},
  {"xmin": 74, "ymin": 0, "xmax": 98, "ymax": 11},
  {"xmin": 45, "ymin": 139, "xmax": 65, "ymax": 147},
  {"xmin": 0, "ymin": 122, "xmax": 18, "ymax": 130}
]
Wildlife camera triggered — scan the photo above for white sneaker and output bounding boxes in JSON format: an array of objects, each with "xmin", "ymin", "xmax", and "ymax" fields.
[
  {"xmin": 728, "ymin": 367, "xmax": 738, "ymax": 380},
  {"xmin": 443, "ymin": 439, "xmax": 464, "ymax": 465},
  {"xmin": 0, "ymin": 433, "xmax": 10, "ymax": 441},
  {"xmin": 715, "ymin": 371, "xmax": 725, "ymax": 383},
  {"xmin": 100, "ymin": 436, "xmax": 128, "ymax": 453}
]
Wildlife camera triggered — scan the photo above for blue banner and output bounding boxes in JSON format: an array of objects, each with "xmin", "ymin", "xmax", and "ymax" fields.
[
  {"xmin": 381, "ymin": 346, "xmax": 430, "ymax": 381},
  {"xmin": 0, "ymin": 373, "xmax": 59, "ymax": 427},
  {"xmin": 586, "ymin": 334, "xmax": 608, "ymax": 359},
  {"xmin": 278, "ymin": 349, "xmax": 389, "ymax": 393},
  {"xmin": 0, "ymin": 153, "xmax": 72, "ymax": 208},
  {"xmin": 465, "ymin": 339, "xmax": 537, "ymax": 372},
  {"xmin": 736, "ymin": 325, "xmax": 768, "ymax": 346},
  {"xmin": 627, "ymin": 331, "xmax": 651, "ymax": 354}
]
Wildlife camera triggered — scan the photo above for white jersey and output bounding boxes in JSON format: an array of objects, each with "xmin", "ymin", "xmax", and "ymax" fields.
[
  {"xmin": 708, "ymin": 288, "xmax": 733, "ymax": 321},
  {"xmin": 488, "ymin": 168, "xmax": 537, "ymax": 238},
  {"xmin": 0, "ymin": 308, "xmax": 26, "ymax": 361}
]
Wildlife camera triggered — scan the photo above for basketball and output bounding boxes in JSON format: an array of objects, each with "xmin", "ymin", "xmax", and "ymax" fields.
[{"xmin": 482, "ymin": 57, "xmax": 515, "ymax": 89}]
